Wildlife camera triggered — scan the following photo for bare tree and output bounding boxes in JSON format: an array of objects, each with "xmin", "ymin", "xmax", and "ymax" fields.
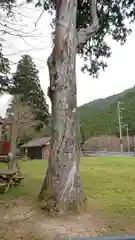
[
  {"xmin": 7, "ymin": 95, "xmax": 40, "ymax": 170},
  {"xmin": 39, "ymin": 0, "xmax": 98, "ymax": 213}
]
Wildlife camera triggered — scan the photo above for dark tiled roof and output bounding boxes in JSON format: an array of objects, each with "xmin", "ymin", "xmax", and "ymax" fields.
[{"xmin": 20, "ymin": 137, "xmax": 50, "ymax": 148}]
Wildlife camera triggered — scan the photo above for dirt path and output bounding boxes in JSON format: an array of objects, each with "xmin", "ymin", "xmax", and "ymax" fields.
[{"xmin": 0, "ymin": 198, "xmax": 103, "ymax": 240}]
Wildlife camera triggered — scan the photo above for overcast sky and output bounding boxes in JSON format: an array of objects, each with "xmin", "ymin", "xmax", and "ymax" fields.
[{"xmin": 0, "ymin": 2, "xmax": 135, "ymax": 116}]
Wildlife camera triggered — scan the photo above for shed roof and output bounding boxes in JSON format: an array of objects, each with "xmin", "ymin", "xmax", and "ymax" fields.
[{"xmin": 20, "ymin": 137, "xmax": 50, "ymax": 148}]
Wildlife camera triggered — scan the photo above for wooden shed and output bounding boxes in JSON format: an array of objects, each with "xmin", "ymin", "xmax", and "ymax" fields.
[{"xmin": 20, "ymin": 137, "xmax": 50, "ymax": 159}]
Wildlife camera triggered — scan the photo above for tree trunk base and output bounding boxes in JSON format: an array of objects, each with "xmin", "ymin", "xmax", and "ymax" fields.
[
  {"xmin": 39, "ymin": 193, "xmax": 86, "ymax": 216},
  {"xmin": 38, "ymin": 172, "xmax": 86, "ymax": 216}
]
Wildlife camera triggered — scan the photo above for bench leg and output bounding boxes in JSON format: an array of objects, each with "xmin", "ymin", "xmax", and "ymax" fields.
[
  {"xmin": 4, "ymin": 178, "xmax": 13, "ymax": 193},
  {"xmin": 4, "ymin": 183, "xmax": 10, "ymax": 193}
]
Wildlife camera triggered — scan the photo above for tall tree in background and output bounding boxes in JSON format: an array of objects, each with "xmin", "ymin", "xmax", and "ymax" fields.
[
  {"xmin": 10, "ymin": 54, "xmax": 49, "ymax": 127},
  {"xmin": 0, "ymin": 45, "xmax": 10, "ymax": 93},
  {"xmin": 37, "ymin": 0, "xmax": 135, "ymax": 213}
]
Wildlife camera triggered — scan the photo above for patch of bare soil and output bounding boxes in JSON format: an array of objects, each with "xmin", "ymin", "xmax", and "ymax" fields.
[
  {"xmin": 0, "ymin": 198, "xmax": 103, "ymax": 240},
  {"xmin": 1, "ymin": 198, "xmax": 135, "ymax": 239}
]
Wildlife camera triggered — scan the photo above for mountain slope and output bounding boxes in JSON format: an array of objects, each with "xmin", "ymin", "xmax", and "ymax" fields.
[{"xmin": 79, "ymin": 86, "xmax": 135, "ymax": 141}]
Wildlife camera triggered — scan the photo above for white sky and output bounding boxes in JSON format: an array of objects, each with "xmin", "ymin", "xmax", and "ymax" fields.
[{"xmin": 0, "ymin": 2, "xmax": 135, "ymax": 116}]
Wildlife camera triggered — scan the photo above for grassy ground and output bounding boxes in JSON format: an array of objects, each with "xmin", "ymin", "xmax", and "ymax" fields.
[{"xmin": 1, "ymin": 156, "xmax": 135, "ymax": 238}]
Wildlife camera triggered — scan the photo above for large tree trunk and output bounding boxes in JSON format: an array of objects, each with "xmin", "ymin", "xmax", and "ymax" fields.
[{"xmin": 39, "ymin": 0, "xmax": 85, "ymax": 213}]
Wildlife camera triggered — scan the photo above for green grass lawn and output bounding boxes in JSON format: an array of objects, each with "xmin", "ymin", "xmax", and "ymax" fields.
[{"xmin": 1, "ymin": 156, "xmax": 135, "ymax": 219}]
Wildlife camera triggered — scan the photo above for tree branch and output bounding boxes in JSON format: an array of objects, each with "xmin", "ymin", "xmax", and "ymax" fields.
[{"xmin": 77, "ymin": 0, "xmax": 99, "ymax": 52}]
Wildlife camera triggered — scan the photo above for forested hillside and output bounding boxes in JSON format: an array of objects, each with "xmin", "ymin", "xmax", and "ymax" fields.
[{"xmin": 79, "ymin": 86, "xmax": 135, "ymax": 141}]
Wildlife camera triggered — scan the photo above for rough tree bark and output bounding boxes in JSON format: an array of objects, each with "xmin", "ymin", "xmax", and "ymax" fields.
[{"xmin": 39, "ymin": 0, "xmax": 99, "ymax": 214}]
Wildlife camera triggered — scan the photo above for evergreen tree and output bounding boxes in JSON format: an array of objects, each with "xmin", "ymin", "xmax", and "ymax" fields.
[
  {"xmin": 0, "ymin": 45, "xmax": 10, "ymax": 93},
  {"xmin": 10, "ymin": 54, "xmax": 49, "ymax": 126}
]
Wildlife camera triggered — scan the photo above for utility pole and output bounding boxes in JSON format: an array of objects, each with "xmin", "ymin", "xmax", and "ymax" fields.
[
  {"xmin": 123, "ymin": 124, "xmax": 130, "ymax": 154},
  {"xmin": 117, "ymin": 101, "xmax": 123, "ymax": 152}
]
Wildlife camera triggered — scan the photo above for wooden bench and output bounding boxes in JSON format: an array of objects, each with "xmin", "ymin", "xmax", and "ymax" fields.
[
  {"xmin": 12, "ymin": 175, "xmax": 24, "ymax": 185},
  {"xmin": 0, "ymin": 170, "xmax": 18, "ymax": 193}
]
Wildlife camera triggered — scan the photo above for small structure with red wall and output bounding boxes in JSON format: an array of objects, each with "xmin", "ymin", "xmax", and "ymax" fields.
[
  {"xmin": 0, "ymin": 118, "xmax": 11, "ymax": 162},
  {"xmin": 0, "ymin": 140, "xmax": 11, "ymax": 155}
]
